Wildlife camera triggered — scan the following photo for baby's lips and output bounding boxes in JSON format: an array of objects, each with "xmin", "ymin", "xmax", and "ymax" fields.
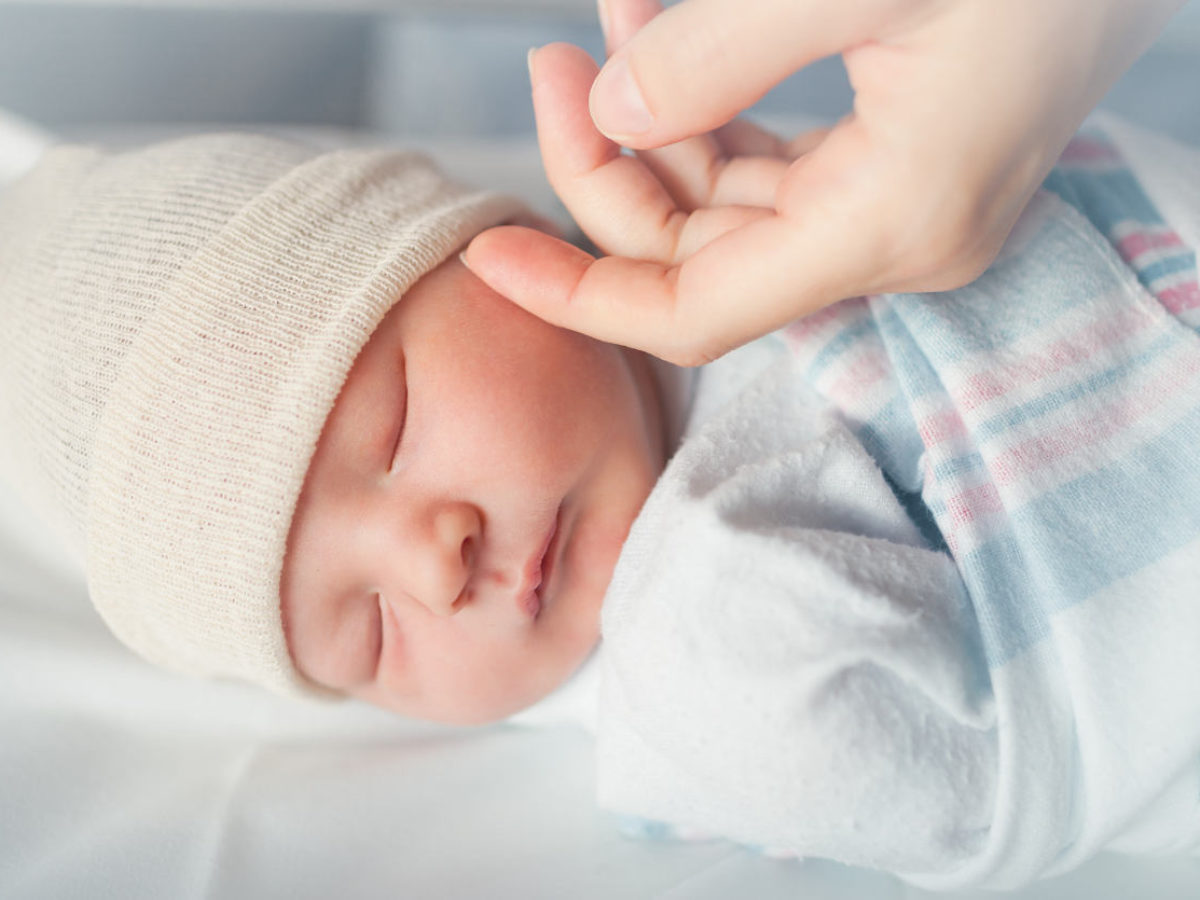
[{"xmin": 519, "ymin": 588, "xmax": 542, "ymax": 620}]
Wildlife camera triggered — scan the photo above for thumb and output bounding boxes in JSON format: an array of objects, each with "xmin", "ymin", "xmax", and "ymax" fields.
[{"xmin": 589, "ymin": 0, "xmax": 879, "ymax": 148}]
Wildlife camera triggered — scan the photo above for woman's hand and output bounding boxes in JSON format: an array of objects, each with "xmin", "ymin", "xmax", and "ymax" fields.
[{"xmin": 464, "ymin": 0, "xmax": 1182, "ymax": 366}]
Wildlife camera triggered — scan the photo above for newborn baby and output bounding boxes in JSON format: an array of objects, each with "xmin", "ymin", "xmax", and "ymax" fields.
[
  {"xmin": 0, "ymin": 132, "xmax": 665, "ymax": 723},
  {"xmin": 3, "ymin": 121, "xmax": 1199, "ymax": 890}
]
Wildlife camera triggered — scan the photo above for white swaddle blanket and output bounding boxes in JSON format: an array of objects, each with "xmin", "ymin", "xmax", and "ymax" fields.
[{"xmin": 595, "ymin": 115, "xmax": 1200, "ymax": 890}]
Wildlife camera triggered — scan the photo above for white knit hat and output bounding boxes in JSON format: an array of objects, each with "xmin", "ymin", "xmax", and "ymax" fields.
[{"xmin": 0, "ymin": 132, "xmax": 524, "ymax": 695}]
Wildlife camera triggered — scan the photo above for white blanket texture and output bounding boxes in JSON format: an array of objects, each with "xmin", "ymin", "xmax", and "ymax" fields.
[{"xmin": 595, "ymin": 115, "xmax": 1200, "ymax": 890}]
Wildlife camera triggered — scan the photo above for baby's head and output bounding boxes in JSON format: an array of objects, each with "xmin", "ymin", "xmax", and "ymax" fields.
[
  {"xmin": 0, "ymin": 133, "xmax": 664, "ymax": 724},
  {"xmin": 283, "ymin": 235, "xmax": 666, "ymax": 725}
]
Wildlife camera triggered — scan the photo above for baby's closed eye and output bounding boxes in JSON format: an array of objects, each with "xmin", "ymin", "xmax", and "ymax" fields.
[{"xmin": 385, "ymin": 353, "xmax": 408, "ymax": 473}]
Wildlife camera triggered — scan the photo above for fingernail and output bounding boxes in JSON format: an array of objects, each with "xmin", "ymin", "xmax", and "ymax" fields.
[
  {"xmin": 591, "ymin": 55, "xmax": 653, "ymax": 137},
  {"xmin": 458, "ymin": 251, "xmax": 473, "ymax": 273},
  {"xmin": 526, "ymin": 46, "xmax": 538, "ymax": 82}
]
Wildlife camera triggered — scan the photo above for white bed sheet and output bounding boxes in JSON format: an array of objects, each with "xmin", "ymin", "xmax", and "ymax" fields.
[{"xmin": 3, "ymin": 125, "xmax": 1200, "ymax": 900}]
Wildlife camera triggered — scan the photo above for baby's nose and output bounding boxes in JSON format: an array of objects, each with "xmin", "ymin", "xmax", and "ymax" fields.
[{"xmin": 411, "ymin": 502, "xmax": 480, "ymax": 617}]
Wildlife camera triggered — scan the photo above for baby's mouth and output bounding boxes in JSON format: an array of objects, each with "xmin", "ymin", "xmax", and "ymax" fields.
[
  {"xmin": 536, "ymin": 507, "xmax": 564, "ymax": 614},
  {"xmin": 518, "ymin": 507, "xmax": 561, "ymax": 620}
]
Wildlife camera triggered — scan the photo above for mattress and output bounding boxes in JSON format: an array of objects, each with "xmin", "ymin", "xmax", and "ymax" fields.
[{"xmin": 2, "ymin": 120, "xmax": 1200, "ymax": 900}]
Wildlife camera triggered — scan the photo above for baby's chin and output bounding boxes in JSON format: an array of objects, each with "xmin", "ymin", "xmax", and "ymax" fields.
[
  {"xmin": 355, "ymin": 636, "xmax": 601, "ymax": 728},
  {"xmin": 466, "ymin": 654, "xmax": 601, "ymax": 727}
]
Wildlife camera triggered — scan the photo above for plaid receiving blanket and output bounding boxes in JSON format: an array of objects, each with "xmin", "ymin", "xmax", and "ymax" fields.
[{"xmin": 596, "ymin": 115, "xmax": 1200, "ymax": 890}]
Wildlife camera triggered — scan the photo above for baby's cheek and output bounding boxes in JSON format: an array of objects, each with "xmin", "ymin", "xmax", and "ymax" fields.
[
  {"xmin": 540, "ymin": 340, "xmax": 634, "ymax": 444},
  {"xmin": 477, "ymin": 355, "xmax": 615, "ymax": 480},
  {"xmin": 431, "ymin": 639, "xmax": 574, "ymax": 725}
]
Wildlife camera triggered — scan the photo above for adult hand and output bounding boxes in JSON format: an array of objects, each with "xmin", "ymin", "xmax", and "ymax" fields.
[{"xmin": 464, "ymin": 0, "xmax": 1183, "ymax": 366}]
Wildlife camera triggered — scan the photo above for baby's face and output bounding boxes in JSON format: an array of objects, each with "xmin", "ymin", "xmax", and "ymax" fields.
[{"xmin": 281, "ymin": 256, "xmax": 664, "ymax": 725}]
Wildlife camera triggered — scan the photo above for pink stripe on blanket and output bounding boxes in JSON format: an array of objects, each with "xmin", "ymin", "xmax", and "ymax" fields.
[
  {"xmin": 945, "ymin": 481, "xmax": 1005, "ymax": 527},
  {"xmin": 951, "ymin": 304, "xmax": 1157, "ymax": 414},
  {"xmin": 987, "ymin": 349, "xmax": 1200, "ymax": 487},
  {"xmin": 1157, "ymin": 280, "xmax": 1200, "ymax": 315},
  {"xmin": 1116, "ymin": 226, "xmax": 1184, "ymax": 262},
  {"xmin": 919, "ymin": 407, "xmax": 968, "ymax": 446},
  {"xmin": 1110, "ymin": 223, "xmax": 1197, "ymax": 312}
]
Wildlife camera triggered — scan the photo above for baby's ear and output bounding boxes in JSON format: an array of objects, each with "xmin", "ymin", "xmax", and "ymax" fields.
[{"xmin": 506, "ymin": 210, "xmax": 566, "ymax": 241}]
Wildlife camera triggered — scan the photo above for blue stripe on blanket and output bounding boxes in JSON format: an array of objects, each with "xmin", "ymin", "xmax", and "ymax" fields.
[
  {"xmin": 1136, "ymin": 254, "xmax": 1195, "ymax": 284},
  {"xmin": 965, "ymin": 329, "xmax": 1178, "ymax": 443},
  {"xmin": 962, "ymin": 403, "xmax": 1200, "ymax": 665},
  {"xmin": 1043, "ymin": 165, "xmax": 1162, "ymax": 233}
]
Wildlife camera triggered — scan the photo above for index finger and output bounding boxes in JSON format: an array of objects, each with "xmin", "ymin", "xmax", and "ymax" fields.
[{"xmin": 465, "ymin": 208, "xmax": 862, "ymax": 367}]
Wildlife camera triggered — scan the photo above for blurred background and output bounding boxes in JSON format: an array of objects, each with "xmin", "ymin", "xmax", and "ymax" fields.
[{"xmin": 1, "ymin": 0, "xmax": 1198, "ymax": 145}]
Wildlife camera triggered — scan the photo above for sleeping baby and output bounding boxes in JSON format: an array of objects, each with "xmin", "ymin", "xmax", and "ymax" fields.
[{"xmin": 2, "ymin": 115, "xmax": 1199, "ymax": 890}]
